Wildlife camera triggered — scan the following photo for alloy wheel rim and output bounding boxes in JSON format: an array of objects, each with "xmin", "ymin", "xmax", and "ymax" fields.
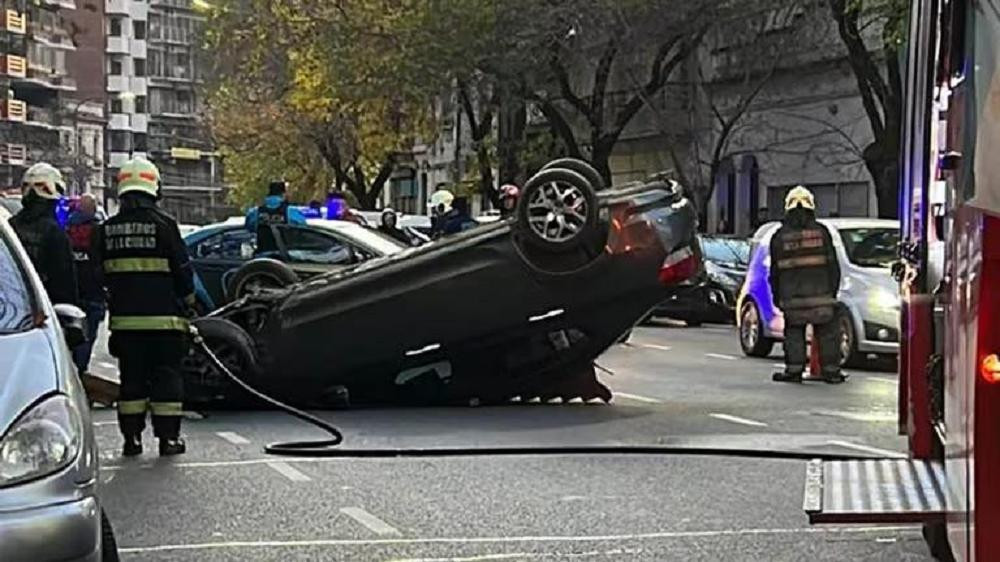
[
  {"xmin": 526, "ymin": 180, "xmax": 588, "ymax": 243},
  {"xmin": 742, "ymin": 305, "xmax": 758, "ymax": 349}
]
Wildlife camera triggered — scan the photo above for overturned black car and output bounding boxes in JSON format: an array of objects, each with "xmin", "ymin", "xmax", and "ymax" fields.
[{"xmin": 184, "ymin": 159, "xmax": 700, "ymax": 406}]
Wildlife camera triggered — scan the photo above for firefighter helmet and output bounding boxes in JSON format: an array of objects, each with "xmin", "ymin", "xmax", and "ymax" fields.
[
  {"xmin": 430, "ymin": 190, "xmax": 454, "ymax": 216},
  {"xmin": 117, "ymin": 157, "xmax": 161, "ymax": 198},
  {"xmin": 22, "ymin": 162, "xmax": 65, "ymax": 200},
  {"xmin": 784, "ymin": 185, "xmax": 816, "ymax": 211}
]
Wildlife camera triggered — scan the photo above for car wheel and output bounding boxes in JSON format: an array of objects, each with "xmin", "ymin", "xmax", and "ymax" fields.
[
  {"xmin": 739, "ymin": 300, "xmax": 774, "ymax": 357},
  {"xmin": 183, "ymin": 317, "xmax": 259, "ymax": 406},
  {"xmin": 517, "ymin": 168, "xmax": 599, "ymax": 252},
  {"xmin": 541, "ymin": 158, "xmax": 606, "ymax": 191},
  {"xmin": 101, "ymin": 509, "xmax": 120, "ymax": 562},
  {"xmin": 226, "ymin": 258, "xmax": 299, "ymax": 303},
  {"xmin": 837, "ymin": 308, "xmax": 861, "ymax": 368}
]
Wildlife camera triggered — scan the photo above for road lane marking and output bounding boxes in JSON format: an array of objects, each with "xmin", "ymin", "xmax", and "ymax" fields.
[
  {"xmin": 117, "ymin": 526, "xmax": 920, "ymax": 554},
  {"xmin": 392, "ymin": 548, "xmax": 644, "ymax": 561},
  {"xmin": 826, "ymin": 440, "xmax": 906, "ymax": 458},
  {"xmin": 340, "ymin": 507, "xmax": 402, "ymax": 536},
  {"xmin": 267, "ymin": 461, "xmax": 312, "ymax": 482},
  {"xmin": 215, "ymin": 431, "xmax": 251, "ymax": 445},
  {"xmin": 772, "ymin": 363, "xmax": 785, "ymax": 369},
  {"xmin": 636, "ymin": 343, "xmax": 672, "ymax": 352},
  {"xmin": 93, "ymin": 420, "xmax": 118, "ymax": 427},
  {"xmin": 705, "ymin": 353, "xmax": 738, "ymax": 361},
  {"xmin": 812, "ymin": 409, "xmax": 897, "ymax": 423},
  {"xmin": 708, "ymin": 413, "xmax": 768, "ymax": 427},
  {"xmin": 614, "ymin": 392, "xmax": 662, "ymax": 404},
  {"xmin": 869, "ymin": 376, "xmax": 898, "ymax": 384}
]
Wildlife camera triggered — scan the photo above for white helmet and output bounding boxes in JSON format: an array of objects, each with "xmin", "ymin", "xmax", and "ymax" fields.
[
  {"xmin": 430, "ymin": 190, "xmax": 454, "ymax": 216},
  {"xmin": 117, "ymin": 157, "xmax": 161, "ymax": 198},
  {"xmin": 784, "ymin": 185, "xmax": 816, "ymax": 211},
  {"xmin": 22, "ymin": 162, "xmax": 65, "ymax": 200}
]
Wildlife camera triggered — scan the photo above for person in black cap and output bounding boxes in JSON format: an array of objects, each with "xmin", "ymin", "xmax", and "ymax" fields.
[{"xmin": 244, "ymin": 180, "xmax": 306, "ymax": 255}]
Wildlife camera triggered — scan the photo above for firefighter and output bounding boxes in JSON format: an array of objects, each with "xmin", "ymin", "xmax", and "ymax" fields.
[
  {"xmin": 769, "ymin": 186, "xmax": 845, "ymax": 384},
  {"xmin": 430, "ymin": 190, "xmax": 477, "ymax": 238},
  {"xmin": 244, "ymin": 180, "xmax": 306, "ymax": 255},
  {"xmin": 10, "ymin": 162, "xmax": 78, "ymax": 305},
  {"xmin": 498, "ymin": 184, "xmax": 520, "ymax": 218},
  {"xmin": 99, "ymin": 157, "xmax": 195, "ymax": 456}
]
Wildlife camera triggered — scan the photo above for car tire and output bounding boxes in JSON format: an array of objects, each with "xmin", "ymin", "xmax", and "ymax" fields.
[
  {"xmin": 837, "ymin": 307, "xmax": 861, "ymax": 368},
  {"xmin": 183, "ymin": 317, "xmax": 260, "ymax": 406},
  {"xmin": 517, "ymin": 168, "xmax": 599, "ymax": 252},
  {"xmin": 226, "ymin": 258, "xmax": 299, "ymax": 303},
  {"xmin": 100, "ymin": 509, "xmax": 120, "ymax": 562},
  {"xmin": 739, "ymin": 299, "xmax": 774, "ymax": 357},
  {"xmin": 541, "ymin": 158, "xmax": 606, "ymax": 191}
]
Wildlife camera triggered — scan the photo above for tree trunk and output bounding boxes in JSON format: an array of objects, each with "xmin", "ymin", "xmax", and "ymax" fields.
[
  {"xmin": 498, "ymin": 98, "xmax": 526, "ymax": 185},
  {"xmin": 864, "ymin": 141, "xmax": 899, "ymax": 219},
  {"xmin": 590, "ymin": 141, "xmax": 614, "ymax": 187}
]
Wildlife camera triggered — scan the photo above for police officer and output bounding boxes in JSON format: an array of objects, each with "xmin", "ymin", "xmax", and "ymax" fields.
[
  {"xmin": 244, "ymin": 180, "xmax": 306, "ymax": 255},
  {"xmin": 769, "ymin": 186, "xmax": 845, "ymax": 384},
  {"xmin": 377, "ymin": 207, "xmax": 411, "ymax": 245},
  {"xmin": 10, "ymin": 163, "xmax": 78, "ymax": 305},
  {"xmin": 429, "ymin": 190, "xmax": 477, "ymax": 238},
  {"xmin": 98, "ymin": 157, "xmax": 195, "ymax": 456}
]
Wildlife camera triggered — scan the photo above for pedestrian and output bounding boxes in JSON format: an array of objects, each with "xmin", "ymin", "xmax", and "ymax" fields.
[
  {"xmin": 9, "ymin": 162, "xmax": 78, "ymax": 305},
  {"xmin": 769, "ymin": 185, "xmax": 845, "ymax": 384},
  {"xmin": 377, "ymin": 207, "xmax": 411, "ymax": 245},
  {"xmin": 245, "ymin": 180, "xmax": 306, "ymax": 255},
  {"xmin": 498, "ymin": 184, "xmax": 520, "ymax": 218},
  {"xmin": 98, "ymin": 157, "xmax": 195, "ymax": 456},
  {"xmin": 66, "ymin": 193, "xmax": 105, "ymax": 376}
]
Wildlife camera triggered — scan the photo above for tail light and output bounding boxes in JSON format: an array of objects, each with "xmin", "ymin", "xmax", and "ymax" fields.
[
  {"xmin": 658, "ymin": 246, "xmax": 698, "ymax": 286},
  {"xmin": 981, "ymin": 354, "xmax": 1000, "ymax": 383}
]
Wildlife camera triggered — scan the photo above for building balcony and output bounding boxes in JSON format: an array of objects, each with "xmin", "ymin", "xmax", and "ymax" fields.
[
  {"xmin": 108, "ymin": 151, "xmax": 130, "ymax": 168},
  {"xmin": 130, "ymin": 2, "xmax": 148, "ymax": 20},
  {"xmin": 19, "ymin": 67, "xmax": 77, "ymax": 92},
  {"xmin": 25, "ymin": 105, "xmax": 63, "ymax": 129},
  {"xmin": 132, "ymin": 113, "xmax": 148, "ymax": 132},
  {"xmin": 108, "ymin": 75, "xmax": 128, "ymax": 93},
  {"xmin": 1, "ymin": 54, "xmax": 26, "ymax": 78},
  {"xmin": 29, "ymin": 26, "xmax": 76, "ymax": 51},
  {"xmin": 109, "ymin": 113, "xmax": 130, "ymax": 130},
  {"xmin": 1, "ymin": 100, "xmax": 27, "ymax": 122},
  {"xmin": 106, "ymin": 0, "xmax": 129, "ymax": 15},
  {"xmin": 130, "ymin": 40, "xmax": 146, "ymax": 59},
  {"xmin": 4, "ymin": 10, "xmax": 26, "ymax": 35},
  {"xmin": 107, "ymin": 36, "xmax": 129, "ymax": 54},
  {"xmin": 130, "ymin": 77, "xmax": 147, "ymax": 95},
  {"xmin": 0, "ymin": 144, "xmax": 28, "ymax": 165},
  {"xmin": 40, "ymin": 0, "xmax": 77, "ymax": 10}
]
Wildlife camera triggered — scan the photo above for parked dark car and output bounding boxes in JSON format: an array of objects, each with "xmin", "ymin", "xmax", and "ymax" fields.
[
  {"xmin": 185, "ymin": 218, "xmax": 405, "ymax": 310},
  {"xmin": 650, "ymin": 235, "xmax": 749, "ymax": 326},
  {"xmin": 184, "ymin": 159, "xmax": 700, "ymax": 406}
]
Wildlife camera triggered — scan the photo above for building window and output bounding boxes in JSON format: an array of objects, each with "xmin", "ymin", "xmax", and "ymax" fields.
[
  {"xmin": 177, "ymin": 90, "xmax": 192, "ymax": 113},
  {"xmin": 133, "ymin": 133, "xmax": 148, "ymax": 152},
  {"xmin": 109, "ymin": 58, "xmax": 122, "ymax": 75},
  {"xmin": 109, "ymin": 17, "xmax": 122, "ymax": 37},
  {"xmin": 134, "ymin": 21, "xmax": 146, "ymax": 40},
  {"xmin": 110, "ymin": 98, "xmax": 122, "ymax": 114},
  {"xmin": 110, "ymin": 131, "xmax": 131, "ymax": 152},
  {"xmin": 134, "ymin": 95, "xmax": 147, "ymax": 114},
  {"xmin": 134, "ymin": 58, "xmax": 146, "ymax": 77}
]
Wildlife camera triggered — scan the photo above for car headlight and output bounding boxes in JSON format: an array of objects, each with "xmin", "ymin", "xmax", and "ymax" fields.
[
  {"xmin": 869, "ymin": 289, "xmax": 900, "ymax": 311},
  {"xmin": 0, "ymin": 395, "xmax": 82, "ymax": 488}
]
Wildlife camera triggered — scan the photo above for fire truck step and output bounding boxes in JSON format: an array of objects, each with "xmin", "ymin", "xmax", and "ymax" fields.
[{"xmin": 803, "ymin": 458, "xmax": 947, "ymax": 524}]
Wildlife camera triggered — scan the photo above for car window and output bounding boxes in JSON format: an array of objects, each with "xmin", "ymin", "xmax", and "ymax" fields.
[
  {"xmin": 279, "ymin": 226, "xmax": 355, "ymax": 265},
  {"xmin": 194, "ymin": 229, "xmax": 256, "ymax": 260},
  {"xmin": 0, "ymin": 232, "xmax": 35, "ymax": 334},
  {"xmin": 838, "ymin": 228, "xmax": 899, "ymax": 268},
  {"xmin": 700, "ymin": 237, "xmax": 750, "ymax": 265}
]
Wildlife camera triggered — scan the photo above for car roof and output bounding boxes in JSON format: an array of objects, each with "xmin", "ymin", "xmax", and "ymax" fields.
[{"xmin": 817, "ymin": 218, "xmax": 899, "ymax": 229}]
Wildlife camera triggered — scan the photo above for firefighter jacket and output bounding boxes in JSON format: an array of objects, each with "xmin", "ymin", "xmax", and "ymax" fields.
[
  {"xmin": 10, "ymin": 198, "xmax": 78, "ymax": 305},
  {"xmin": 97, "ymin": 196, "xmax": 195, "ymax": 333},
  {"xmin": 767, "ymin": 215, "xmax": 841, "ymax": 321}
]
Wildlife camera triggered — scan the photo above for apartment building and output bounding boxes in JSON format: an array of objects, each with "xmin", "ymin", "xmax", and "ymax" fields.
[
  {"xmin": 0, "ymin": 0, "xmax": 80, "ymax": 193},
  {"xmin": 103, "ymin": 0, "xmax": 149, "ymax": 194}
]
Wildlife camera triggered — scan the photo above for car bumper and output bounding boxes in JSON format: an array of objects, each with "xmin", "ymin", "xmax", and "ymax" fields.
[{"xmin": 0, "ymin": 496, "xmax": 101, "ymax": 562}]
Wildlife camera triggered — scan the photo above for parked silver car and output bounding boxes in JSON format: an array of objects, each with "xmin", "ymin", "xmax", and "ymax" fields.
[
  {"xmin": 736, "ymin": 218, "xmax": 900, "ymax": 366},
  {"xmin": 0, "ymin": 208, "xmax": 118, "ymax": 561}
]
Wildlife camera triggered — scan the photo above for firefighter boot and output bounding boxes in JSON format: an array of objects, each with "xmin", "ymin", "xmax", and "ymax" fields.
[
  {"xmin": 158, "ymin": 437, "xmax": 187, "ymax": 456},
  {"xmin": 772, "ymin": 370, "xmax": 803, "ymax": 383},
  {"xmin": 118, "ymin": 413, "xmax": 145, "ymax": 457},
  {"xmin": 122, "ymin": 434, "xmax": 143, "ymax": 457}
]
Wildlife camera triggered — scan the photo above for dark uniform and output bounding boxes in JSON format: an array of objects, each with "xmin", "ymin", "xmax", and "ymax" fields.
[
  {"xmin": 769, "ymin": 211, "xmax": 842, "ymax": 381},
  {"xmin": 10, "ymin": 195, "xmax": 78, "ymax": 305},
  {"xmin": 254, "ymin": 200, "xmax": 290, "ymax": 254},
  {"xmin": 98, "ymin": 195, "xmax": 195, "ymax": 451}
]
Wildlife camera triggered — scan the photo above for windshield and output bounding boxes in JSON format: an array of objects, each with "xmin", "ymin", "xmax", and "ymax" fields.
[
  {"xmin": 700, "ymin": 237, "xmax": 750, "ymax": 266},
  {"xmin": 323, "ymin": 223, "xmax": 408, "ymax": 256},
  {"xmin": 0, "ymin": 229, "xmax": 34, "ymax": 334},
  {"xmin": 838, "ymin": 228, "xmax": 899, "ymax": 268}
]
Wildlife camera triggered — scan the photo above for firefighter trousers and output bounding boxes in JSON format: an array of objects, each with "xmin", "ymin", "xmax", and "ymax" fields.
[
  {"xmin": 783, "ymin": 318, "xmax": 841, "ymax": 377},
  {"xmin": 110, "ymin": 331, "xmax": 187, "ymax": 440}
]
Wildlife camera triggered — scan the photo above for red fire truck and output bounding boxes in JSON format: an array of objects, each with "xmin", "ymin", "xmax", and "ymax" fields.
[{"xmin": 803, "ymin": 1, "xmax": 1000, "ymax": 560}]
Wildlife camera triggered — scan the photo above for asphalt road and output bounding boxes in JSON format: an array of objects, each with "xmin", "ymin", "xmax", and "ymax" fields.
[{"xmin": 91, "ymin": 321, "xmax": 933, "ymax": 561}]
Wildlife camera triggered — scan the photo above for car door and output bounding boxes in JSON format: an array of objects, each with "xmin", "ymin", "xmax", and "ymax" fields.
[
  {"xmin": 273, "ymin": 225, "xmax": 360, "ymax": 279},
  {"xmin": 189, "ymin": 227, "xmax": 256, "ymax": 307}
]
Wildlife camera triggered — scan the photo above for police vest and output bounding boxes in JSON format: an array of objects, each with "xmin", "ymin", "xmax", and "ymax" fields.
[
  {"xmin": 101, "ymin": 207, "xmax": 188, "ymax": 332},
  {"xmin": 772, "ymin": 226, "xmax": 837, "ymax": 310},
  {"xmin": 256, "ymin": 201, "xmax": 289, "ymax": 252}
]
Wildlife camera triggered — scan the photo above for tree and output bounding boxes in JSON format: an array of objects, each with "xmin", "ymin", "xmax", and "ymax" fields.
[{"xmin": 829, "ymin": 0, "xmax": 908, "ymax": 218}]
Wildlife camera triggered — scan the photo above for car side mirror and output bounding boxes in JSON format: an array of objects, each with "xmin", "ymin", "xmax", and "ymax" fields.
[{"xmin": 53, "ymin": 303, "xmax": 87, "ymax": 348}]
